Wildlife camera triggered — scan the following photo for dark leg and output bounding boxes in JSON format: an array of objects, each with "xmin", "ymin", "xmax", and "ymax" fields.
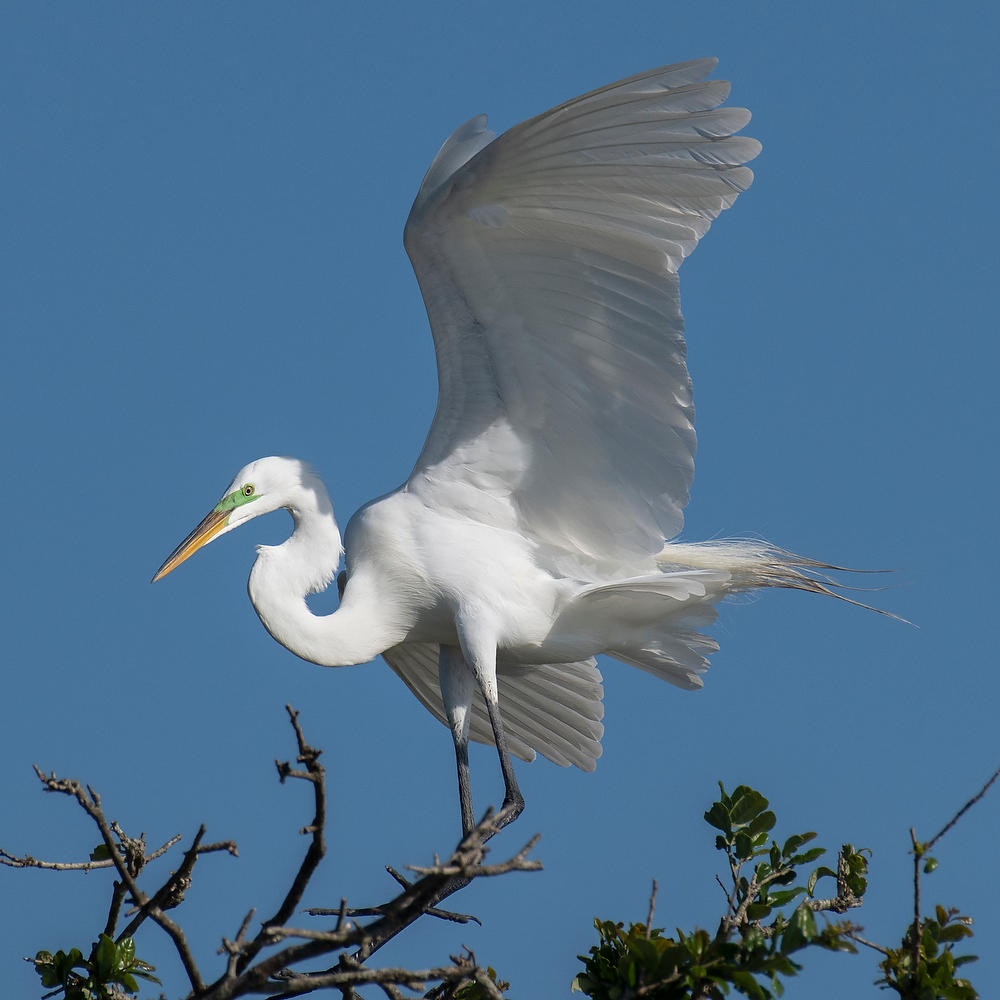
[
  {"xmin": 453, "ymin": 730, "xmax": 475, "ymax": 837},
  {"xmin": 439, "ymin": 645, "xmax": 477, "ymax": 837},
  {"xmin": 456, "ymin": 626, "xmax": 525, "ymax": 833},
  {"xmin": 484, "ymin": 693, "xmax": 524, "ymax": 831}
]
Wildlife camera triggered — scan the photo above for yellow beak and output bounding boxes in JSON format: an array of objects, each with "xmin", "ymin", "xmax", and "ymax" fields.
[{"xmin": 152, "ymin": 506, "xmax": 231, "ymax": 582}]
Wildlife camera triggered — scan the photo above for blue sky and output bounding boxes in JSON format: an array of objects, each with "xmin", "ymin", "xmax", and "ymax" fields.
[{"xmin": 2, "ymin": 2, "xmax": 998, "ymax": 997}]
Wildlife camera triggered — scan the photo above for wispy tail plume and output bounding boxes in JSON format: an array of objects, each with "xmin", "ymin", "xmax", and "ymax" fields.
[{"xmin": 657, "ymin": 539, "xmax": 906, "ymax": 622}]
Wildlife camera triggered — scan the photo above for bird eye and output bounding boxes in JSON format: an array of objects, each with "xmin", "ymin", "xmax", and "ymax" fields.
[{"xmin": 242, "ymin": 484, "xmax": 255, "ymax": 497}]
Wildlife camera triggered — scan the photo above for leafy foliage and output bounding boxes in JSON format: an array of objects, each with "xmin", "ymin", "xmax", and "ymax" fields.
[
  {"xmin": 875, "ymin": 904, "xmax": 977, "ymax": 1000},
  {"xmin": 32, "ymin": 934, "xmax": 159, "ymax": 999},
  {"xmin": 573, "ymin": 783, "xmax": 865, "ymax": 999}
]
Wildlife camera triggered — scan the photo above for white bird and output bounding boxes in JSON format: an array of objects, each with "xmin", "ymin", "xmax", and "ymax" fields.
[{"xmin": 154, "ymin": 59, "xmax": 857, "ymax": 836}]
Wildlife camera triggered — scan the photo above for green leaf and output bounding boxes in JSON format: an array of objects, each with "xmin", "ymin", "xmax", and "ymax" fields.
[
  {"xmin": 117, "ymin": 936, "xmax": 136, "ymax": 968},
  {"xmin": 748, "ymin": 810, "xmax": 777, "ymax": 837},
  {"xmin": 789, "ymin": 846, "xmax": 826, "ymax": 865},
  {"xmin": 938, "ymin": 922, "xmax": 974, "ymax": 943},
  {"xmin": 735, "ymin": 831, "xmax": 754, "ymax": 860},
  {"xmin": 730, "ymin": 968, "xmax": 768, "ymax": 999},
  {"xmin": 730, "ymin": 787, "xmax": 769, "ymax": 825},
  {"xmin": 94, "ymin": 934, "xmax": 117, "ymax": 979},
  {"xmin": 89, "ymin": 844, "xmax": 112, "ymax": 862},
  {"xmin": 626, "ymin": 959, "xmax": 637, "ymax": 987},
  {"xmin": 846, "ymin": 871, "xmax": 868, "ymax": 896},
  {"xmin": 34, "ymin": 951, "xmax": 60, "ymax": 989},
  {"xmin": 807, "ymin": 866, "xmax": 837, "ymax": 895},
  {"xmin": 782, "ymin": 831, "xmax": 817, "ymax": 858},
  {"xmin": 781, "ymin": 905, "xmax": 817, "ymax": 953},
  {"xmin": 705, "ymin": 802, "xmax": 732, "ymax": 833},
  {"xmin": 746, "ymin": 902, "xmax": 773, "ymax": 921},
  {"xmin": 60, "ymin": 948, "xmax": 86, "ymax": 979},
  {"xmin": 768, "ymin": 887, "xmax": 807, "ymax": 908}
]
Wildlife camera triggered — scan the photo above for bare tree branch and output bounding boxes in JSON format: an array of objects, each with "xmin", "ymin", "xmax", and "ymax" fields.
[
  {"xmin": 0, "ymin": 833, "xmax": 182, "ymax": 871},
  {"xmin": 407, "ymin": 833, "xmax": 541, "ymax": 878},
  {"xmin": 227, "ymin": 705, "xmax": 328, "ymax": 983},
  {"xmin": 11, "ymin": 707, "xmax": 533, "ymax": 1000},
  {"xmin": 844, "ymin": 930, "xmax": 890, "ymax": 956},
  {"xmin": 644, "ymin": 879, "xmax": 658, "ymax": 938},
  {"xmin": 927, "ymin": 763, "xmax": 1000, "ymax": 850}
]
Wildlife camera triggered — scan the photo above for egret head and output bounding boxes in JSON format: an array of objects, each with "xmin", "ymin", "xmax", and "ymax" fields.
[{"xmin": 152, "ymin": 456, "xmax": 319, "ymax": 582}]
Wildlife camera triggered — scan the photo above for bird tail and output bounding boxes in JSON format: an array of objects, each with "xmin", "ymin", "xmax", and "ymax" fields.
[{"xmin": 656, "ymin": 539, "xmax": 903, "ymax": 620}]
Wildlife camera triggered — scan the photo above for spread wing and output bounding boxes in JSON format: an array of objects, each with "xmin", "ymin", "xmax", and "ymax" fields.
[{"xmin": 403, "ymin": 58, "xmax": 760, "ymax": 566}]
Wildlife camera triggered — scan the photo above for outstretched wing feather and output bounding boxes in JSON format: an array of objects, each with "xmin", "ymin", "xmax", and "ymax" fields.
[{"xmin": 404, "ymin": 58, "xmax": 759, "ymax": 565}]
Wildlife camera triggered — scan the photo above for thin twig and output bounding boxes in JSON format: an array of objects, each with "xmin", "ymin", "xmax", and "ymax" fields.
[
  {"xmin": 714, "ymin": 873, "xmax": 733, "ymax": 911},
  {"xmin": 927, "ymin": 764, "xmax": 1000, "ymax": 849},
  {"xmin": 220, "ymin": 909, "xmax": 257, "ymax": 979},
  {"xmin": 385, "ymin": 865, "xmax": 411, "ymax": 890},
  {"xmin": 645, "ymin": 879, "xmax": 658, "ymax": 938},
  {"xmin": 198, "ymin": 841, "xmax": 240, "ymax": 857},
  {"xmin": 0, "ymin": 833, "xmax": 182, "ymax": 871},
  {"xmin": 904, "ymin": 766, "xmax": 1000, "ymax": 979},
  {"xmin": 257, "ymin": 925, "xmax": 366, "ymax": 945},
  {"xmin": 909, "ymin": 827, "xmax": 921, "ymax": 974},
  {"xmin": 103, "ymin": 880, "xmax": 128, "ymax": 938},
  {"xmin": 147, "ymin": 833, "xmax": 185, "ymax": 860},
  {"xmin": 310, "ymin": 902, "xmax": 480, "ymax": 925},
  {"xmin": 844, "ymin": 929, "xmax": 891, "ymax": 955},
  {"xmin": 407, "ymin": 835, "xmax": 541, "ymax": 878},
  {"xmin": 0, "ymin": 850, "xmax": 111, "ymax": 871},
  {"xmin": 233, "ymin": 705, "xmax": 327, "ymax": 981}
]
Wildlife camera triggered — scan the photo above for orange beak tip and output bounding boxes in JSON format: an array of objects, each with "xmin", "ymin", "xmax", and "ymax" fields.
[{"xmin": 152, "ymin": 507, "xmax": 230, "ymax": 585}]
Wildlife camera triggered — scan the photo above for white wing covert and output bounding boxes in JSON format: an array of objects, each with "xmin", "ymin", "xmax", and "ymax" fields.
[{"xmin": 403, "ymin": 58, "xmax": 760, "ymax": 566}]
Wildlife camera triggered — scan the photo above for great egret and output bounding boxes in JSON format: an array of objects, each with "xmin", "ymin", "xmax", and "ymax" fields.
[{"xmin": 154, "ymin": 59, "xmax": 856, "ymax": 836}]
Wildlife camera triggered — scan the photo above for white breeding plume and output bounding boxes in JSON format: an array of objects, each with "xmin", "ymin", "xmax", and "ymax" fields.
[{"xmin": 154, "ymin": 59, "xmax": 872, "ymax": 835}]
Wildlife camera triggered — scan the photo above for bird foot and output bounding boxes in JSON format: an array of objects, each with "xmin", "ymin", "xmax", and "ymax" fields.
[
  {"xmin": 459, "ymin": 794, "xmax": 524, "ymax": 840},
  {"xmin": 495, "ymin": 791, "xmax": 525, "ymax": 831}
]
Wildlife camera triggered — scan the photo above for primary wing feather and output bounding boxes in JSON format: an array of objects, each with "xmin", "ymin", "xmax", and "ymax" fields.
[{"xmin": 403, "ymin": 58, "xmax": 759, "ymax": 565}]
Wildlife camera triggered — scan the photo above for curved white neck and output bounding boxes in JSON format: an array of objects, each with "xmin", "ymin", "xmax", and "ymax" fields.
[{"xmin": 247, "ymin": 495, "xmax": 391, "ymax": 667}]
